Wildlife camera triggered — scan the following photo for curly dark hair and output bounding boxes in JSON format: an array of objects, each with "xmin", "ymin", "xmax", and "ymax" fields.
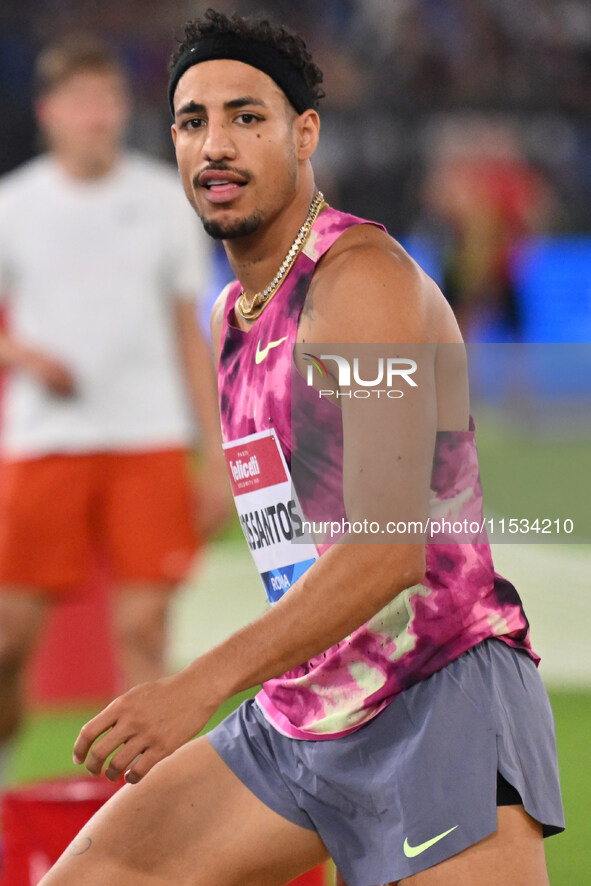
[{"xmin": 169, "ymin": 7, "xmax": 324, "ymax": 107}]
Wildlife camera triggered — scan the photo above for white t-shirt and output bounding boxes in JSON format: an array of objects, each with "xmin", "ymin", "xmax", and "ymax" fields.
[{"xmin": 0, "ymin": 153, "xmax": 211, "ymax": 456}]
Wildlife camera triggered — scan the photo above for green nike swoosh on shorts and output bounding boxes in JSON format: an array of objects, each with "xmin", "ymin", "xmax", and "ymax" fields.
[{"xmin": 403, "ymin": 825, "xmax": 458, "ymax": 858}]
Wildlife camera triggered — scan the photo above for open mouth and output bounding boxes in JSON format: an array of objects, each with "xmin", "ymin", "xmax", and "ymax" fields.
[
  {"xmin": 198, "ymin": 170, "xmax": 248, "ymax": 202},
  {"xmin": 206, "ymin": 180, "xmax": 244, "ymax": 193}
]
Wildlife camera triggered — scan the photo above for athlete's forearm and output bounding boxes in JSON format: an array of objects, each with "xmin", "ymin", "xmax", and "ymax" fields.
[
  {"xmin": 71, "ymin": 542, "xmax": 423, "ymax": 783},
  {"xmin": 182, "ymin": 540, "xmax": 425, "ymax": 706}
]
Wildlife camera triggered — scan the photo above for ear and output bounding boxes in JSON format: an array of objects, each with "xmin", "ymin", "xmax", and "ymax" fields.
[
  {"xmin": 171, "ymin": 124, "xmax": 178, "ymax": 148},
  {"xmin": 295, "ymin": 109, "xmax": 320, "ymax": 161}
]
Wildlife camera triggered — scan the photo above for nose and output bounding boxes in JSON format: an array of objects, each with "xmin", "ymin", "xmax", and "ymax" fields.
[{"xmin": 202, "ymin": 121, "xmax": 237, "ymax": 163}]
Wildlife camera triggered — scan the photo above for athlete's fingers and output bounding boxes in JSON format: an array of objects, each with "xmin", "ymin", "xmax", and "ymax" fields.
[
  {"xmin": 105, "ymin": 741, "xmax": 146, "ymax": 783},
  {"xmin": 73, "ymin": 704, "xmax": 122, "ymax": 766},
  {"xmin": 75, "ymin": 675, "xmax": 210, "ymax": 781},
  {"xmin": 124, "ymin": 746, "xmax": 166, "ymax": 785},
  {"xmin": 84, "ymin": 726, "xmax": 135, "ymax": 777},
  {"xmin": 77, "ymin": 723, "xmax": 136, "ymax": 775}
]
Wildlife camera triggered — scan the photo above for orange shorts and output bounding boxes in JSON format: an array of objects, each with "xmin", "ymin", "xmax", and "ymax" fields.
[{"xmin": 0, "ymin": 449, "xmax": 200, "ymax": 595}]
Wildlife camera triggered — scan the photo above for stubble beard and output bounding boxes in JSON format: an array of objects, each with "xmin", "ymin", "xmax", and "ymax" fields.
[
  {"xmin": 201, "ymin": 209, "xmax": 264, "ymax": 241},
  {"xmin": 196, "ymin": 152, "xmax": 298, "ymax": 241}
]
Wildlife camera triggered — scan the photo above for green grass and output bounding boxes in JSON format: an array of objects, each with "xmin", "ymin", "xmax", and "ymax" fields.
[
  {"xmin": 7, "ymin": 689, "xmax": 589, "ymax": 884},
  {"xmin": 474, "ymin": 412, "xmax": 591, "ymax": 542},
  {"xmin": 545, "ymin": 691, "xmax": 591, "ymax": 884}
]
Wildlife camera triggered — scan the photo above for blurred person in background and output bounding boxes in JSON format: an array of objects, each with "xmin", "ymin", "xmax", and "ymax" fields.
[
  {"xmin": 0, "ymin": 36, "xmax": 230, "ymax": 786},
  {"xmin": 420, "ymin": 120, "xmax": 558, "ymax": 340}
]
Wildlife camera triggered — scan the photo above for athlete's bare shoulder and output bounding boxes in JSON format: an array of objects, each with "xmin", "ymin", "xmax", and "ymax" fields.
[{"xmin": 298, "ymin": 221, "xmax": 462, "ymax": 346}]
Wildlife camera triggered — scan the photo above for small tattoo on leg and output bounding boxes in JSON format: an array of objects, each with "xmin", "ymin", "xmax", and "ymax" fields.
[{"xmin": 69, "ymin": 835, "xmax": 93, "ymax": 857}]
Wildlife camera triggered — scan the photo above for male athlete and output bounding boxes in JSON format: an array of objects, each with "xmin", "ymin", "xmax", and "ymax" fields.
[{"xmin": 40, "ymin": 10, "xmax": 563, "ymax": 886}]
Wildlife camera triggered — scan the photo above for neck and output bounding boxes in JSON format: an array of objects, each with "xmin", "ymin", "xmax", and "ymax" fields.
[
  {"xmin": 53, "ymin": 149, "xmax": 119, "ymax": 181},
  {"xmin": 223, "ymin": 182, "xmax": 317, "ymax": 296}
]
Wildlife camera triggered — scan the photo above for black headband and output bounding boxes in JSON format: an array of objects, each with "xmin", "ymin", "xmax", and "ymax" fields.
[{"xmin": 168, "ymin": 34, "xmax": 316, "ymax": 116}]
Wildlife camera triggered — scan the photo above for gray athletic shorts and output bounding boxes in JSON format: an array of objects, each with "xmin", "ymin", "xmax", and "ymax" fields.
[{"xmin": 207, "ymin": 639, "xmax": 564, "ymax": 885}]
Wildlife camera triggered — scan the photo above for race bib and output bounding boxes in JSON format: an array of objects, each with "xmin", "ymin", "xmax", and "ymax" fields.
[{"xmin": 223, "ymin": 429, "xmax": 318, "ymax": 603}]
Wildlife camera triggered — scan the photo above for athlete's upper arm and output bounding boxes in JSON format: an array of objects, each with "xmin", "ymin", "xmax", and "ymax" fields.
[
  {"xmin": 299, "ymin": 230, "xmax": 434, "ymax": 345},
  {"xmin": 297, "ymin": 235, "xmax": 439, "ymax": 542}
]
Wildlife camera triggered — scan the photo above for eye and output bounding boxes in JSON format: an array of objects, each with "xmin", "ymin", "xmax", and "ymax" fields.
[
  {"xmin": 236, "ymin": 113, "xmax": 262, "ymax": 125},
  {"xmin": 180, "ymin": 117, "xmax": 206, "ymax": 130}
]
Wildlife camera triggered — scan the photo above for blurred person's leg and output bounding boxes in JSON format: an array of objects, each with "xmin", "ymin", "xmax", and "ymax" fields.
[
  {"xmin": 0, "ymin": 592, "xmax": 50, "ymax": 779},
  {"xmin": 104, "ymin": 450, "xmax": 199, "ymax": 688},
  {"xmin": 111, "ymin": 586, "xmax": 171, "ymax": 687},
  {"xmin": 0, "ymin": 455, "xmax": 93, "ymax": 783}
]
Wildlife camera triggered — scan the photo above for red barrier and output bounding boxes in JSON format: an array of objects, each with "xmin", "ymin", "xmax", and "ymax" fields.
[
  {"xmin": 0, "ymin": 776, "xmax": 327, "ymax": 885},
  {"xmin": 290, "ymin": 867, "xmax": 327, "ymax": 885},
  {"xmin": 1, "ymin": 777, "xmax": 121, "ymax": 885},
  {"xmin": 27, "ymin": 569, "xmax": 119, "ymax": 708}
]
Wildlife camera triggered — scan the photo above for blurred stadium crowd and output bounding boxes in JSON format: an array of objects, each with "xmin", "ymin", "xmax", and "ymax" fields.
[
  {"xmin": 1, "ymin": 0, "xmax": 590, "ymax": 336},
  {"xmin": 2, "ymin": 0, "xmax": 590, "ymax": 226}
]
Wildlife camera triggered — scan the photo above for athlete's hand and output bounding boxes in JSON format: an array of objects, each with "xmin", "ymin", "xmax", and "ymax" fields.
[
  {"xmin": 17, "ymin": 345, "xmax": 76, "ymax": 396},
  {"xmin": 73, "ymin": 670, "xmax": 216, "ymax": 784}
]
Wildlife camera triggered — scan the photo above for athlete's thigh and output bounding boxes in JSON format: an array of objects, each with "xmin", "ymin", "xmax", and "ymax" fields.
[
  {"xmin": 398, "ymin": 806, "xmax": 548, "ymax": 886},
  {"xmin": 41, "ymin": 736, "xmax": 329, "ymax": 886}
]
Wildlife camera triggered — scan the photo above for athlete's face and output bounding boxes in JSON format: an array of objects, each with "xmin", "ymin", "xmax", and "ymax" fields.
[
  {"xmin": 171, "ymin": 59, "xmax": 319, "ymax": 240},
  {"xmin": 37, "ymin": 69, "xmax": 129, "ymax": 172}
]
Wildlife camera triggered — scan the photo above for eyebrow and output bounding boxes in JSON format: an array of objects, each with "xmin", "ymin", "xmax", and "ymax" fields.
[
  {"xmin": 225, "ymin": 96, "xmax": 267, "ymax": 110},
  {"xmin": 176, "ymin": 96, "xmax": 267, "ymax": 118}
]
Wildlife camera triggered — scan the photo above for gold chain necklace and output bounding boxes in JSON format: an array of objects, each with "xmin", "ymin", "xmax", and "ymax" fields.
[{"xmin": 236, "ymin": 190, "xmax": 327, "ymax": 321}]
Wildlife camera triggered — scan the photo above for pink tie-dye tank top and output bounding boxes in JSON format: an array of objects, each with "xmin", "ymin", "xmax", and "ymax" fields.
[{"xmin": 217, "ymin": 205, "xmax": 536, "ymax": 740}]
